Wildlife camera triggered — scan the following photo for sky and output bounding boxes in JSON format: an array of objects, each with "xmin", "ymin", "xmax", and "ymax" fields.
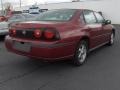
[
  {"xmin": 0, "ymin": 0, "xmax": 73, "ymax": 9},
  {"xmin": 1, "ymin": 0, "xmax": 71, "ymax": 7},
  {"xmin": 1, "ymin": 0, "xmax": 101, "ymax": 8}
]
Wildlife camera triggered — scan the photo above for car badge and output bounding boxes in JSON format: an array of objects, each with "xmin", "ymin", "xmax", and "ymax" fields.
[{"xmin": 22, "ymin": 31, "xmax": 26, "ymax": 35}]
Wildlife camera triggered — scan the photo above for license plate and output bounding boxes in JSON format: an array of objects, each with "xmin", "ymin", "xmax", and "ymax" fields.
[{"xmin": 13, "ymin": 41, "xmax": 31, "ymax": 52}]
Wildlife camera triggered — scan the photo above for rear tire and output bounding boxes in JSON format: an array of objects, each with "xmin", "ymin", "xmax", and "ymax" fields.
[{"xmin": 73, "ymin": 40, "xmax": 88, "ymax": 66}]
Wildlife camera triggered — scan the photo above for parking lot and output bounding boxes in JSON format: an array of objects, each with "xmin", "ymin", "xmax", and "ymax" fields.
[{"xmin": 0, "ymin": 25, "xmax": 119, "ymax": 90}]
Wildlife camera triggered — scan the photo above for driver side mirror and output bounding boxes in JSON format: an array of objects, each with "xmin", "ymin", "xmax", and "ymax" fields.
[{"xmin": 103, "ymin": 20, "xmax": 111, "ymax": 25}]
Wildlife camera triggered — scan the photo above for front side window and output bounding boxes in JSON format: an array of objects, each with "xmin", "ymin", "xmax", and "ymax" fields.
[
  {"xmin": 36, "ymin": 9, "xmax": 76, "ymax": 21},
  {"xmin": 94, "ymin": 12, "xmax": 105, "ymax": 23},
  {"xmin": 84, "ymin": 10, "xmax": 97, "ymax": 24}
]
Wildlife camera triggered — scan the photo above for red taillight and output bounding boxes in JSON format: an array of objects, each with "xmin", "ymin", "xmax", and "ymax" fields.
[
  {"xmin": 44, "ymin": 30, "xmax": 55, "ymax": 39},
  {"xmin": 9, "ymin": 29, "xmax": 16, "ymax": 36},
  {"xmin": 34, "ymin": 29, "xmax": 42, "ymax": 38}
]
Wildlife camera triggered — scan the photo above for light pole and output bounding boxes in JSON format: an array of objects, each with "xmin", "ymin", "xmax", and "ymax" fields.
[
  {"xmin": 20, "ymin": 0, "xmax": 21, "ymax": 8},
  {"xmin": 0, "ymin": 0, "xmax": 4, "ymax": 15}
]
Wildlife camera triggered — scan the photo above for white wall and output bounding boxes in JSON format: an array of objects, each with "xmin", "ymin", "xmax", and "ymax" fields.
[{"xmin": 15, "ymin": 0, "xmax": 120, "ymax": 24}]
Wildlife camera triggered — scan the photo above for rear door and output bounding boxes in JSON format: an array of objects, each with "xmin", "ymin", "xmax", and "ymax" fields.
[{"xmin": 83, "ymin": 10, "xmax": 103, "ymax": 48}]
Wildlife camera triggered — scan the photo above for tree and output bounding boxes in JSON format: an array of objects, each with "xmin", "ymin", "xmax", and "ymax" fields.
[{"xmin": 4, "ymin": 2, "xmax": 13, "ymax": 16}]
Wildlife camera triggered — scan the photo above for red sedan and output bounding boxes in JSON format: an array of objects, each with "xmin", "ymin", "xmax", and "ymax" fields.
[{"xmin": 5, "ymin": 9, "xmax": 115, "ymax": 66}]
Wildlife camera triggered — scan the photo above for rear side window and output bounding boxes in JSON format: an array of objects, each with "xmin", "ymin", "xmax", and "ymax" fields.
[
  {"xmin": 83, "ymin": 10, "xmax": 97, "ymax": 24},
  {"xmin": 94, "ymin": 12, "xmax": 105, "ymax": 23}
]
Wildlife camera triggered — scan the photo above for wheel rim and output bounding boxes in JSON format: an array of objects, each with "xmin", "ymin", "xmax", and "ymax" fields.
[
  {"xmin": 78, "ymin": 44, "xmax": 87, "ymax": 63},
  {"xmin": 111, "ymin": 33, "xmax": 114, "ymax": 44}
]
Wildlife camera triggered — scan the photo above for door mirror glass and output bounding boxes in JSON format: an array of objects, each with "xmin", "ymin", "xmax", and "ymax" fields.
[{"xmin": 104, "ymin": 20, "xmax": 111, "ymax": 25}]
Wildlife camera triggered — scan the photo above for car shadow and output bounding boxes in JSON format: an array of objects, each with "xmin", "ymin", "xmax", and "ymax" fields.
[
  {"xmin": 0, "ymin": 43, "xmax": 115, "ymax": 87},
  {"xmin": 10, "ymin": 44, "xmax": 112, "ymax": 71}
]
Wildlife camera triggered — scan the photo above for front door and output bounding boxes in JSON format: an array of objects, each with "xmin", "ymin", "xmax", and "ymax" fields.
[{"xmin": 83, "ymin": 10, "xmax": 104, "ymax": 48}]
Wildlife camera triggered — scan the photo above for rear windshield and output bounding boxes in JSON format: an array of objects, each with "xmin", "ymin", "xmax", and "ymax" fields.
[
  {"xmin": 30, "ymin": 7, "xmax": 39, "ymax": 9},
  {"xmin": 36, "ymin": 9, "xmax": 76, "ymax": 21},
  {"xmin": 8, "ymin": 14, "xmax": 35, "ymax": 21},
  {"xmin": 8, "ymin": 15, "xmax": 24, "ymax": 21}
]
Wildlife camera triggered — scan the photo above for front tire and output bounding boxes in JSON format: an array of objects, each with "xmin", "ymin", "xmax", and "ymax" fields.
[{"xmin": 73, "ymin": 40, "xmax": 88, "ymax": 66}]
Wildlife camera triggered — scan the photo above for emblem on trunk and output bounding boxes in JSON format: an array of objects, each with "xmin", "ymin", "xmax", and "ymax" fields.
[{"xmin": 22, "ymin": 31, "xmax": 26, "ymax": 35}]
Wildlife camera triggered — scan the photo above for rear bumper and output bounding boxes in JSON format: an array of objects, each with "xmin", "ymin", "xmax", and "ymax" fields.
[
  {"xmin": 0, "ymin": 29, "xmax": 8, "ymax": 35},
  {"xmin": 5, "ymin": 36, "xmax": 76, "ymax": 60}
]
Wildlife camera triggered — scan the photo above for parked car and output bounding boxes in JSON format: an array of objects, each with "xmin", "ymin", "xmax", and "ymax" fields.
[
  {"xmin": 5, "ymin": 9, "xmax": 115, "ymax": 66},
  {"xmin": 0, "ymin": 21, "xmax": 9, "ymax": 36},
  {"xmin": 29, "ymin": 6, "xmax": 40, "ymax": 14},
  {"xmin": 0, "ymin": 16, "xmax": 7, "ymax": 22},
  {"xmin": 0, "ymin": 16, "xmax": 8, "ymax": 36},
  {"xmin": 0, "ymin": 14, "xmax": 36, "ymax": 36}
]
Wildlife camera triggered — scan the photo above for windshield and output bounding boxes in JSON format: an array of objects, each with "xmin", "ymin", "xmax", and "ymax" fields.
[
  {"xmin": 30, "ymin": 7, "xmax": 39, "ymax": 9},
  {"xmin": 36, "ymin": 9, "xmax": 76, "ymax": 21}
]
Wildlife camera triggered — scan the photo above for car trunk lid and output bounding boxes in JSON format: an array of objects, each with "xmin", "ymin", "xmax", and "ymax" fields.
[
  {"xmin": 10, "ymin": 21, "xmax": 67, "ymax": 40},
  {"xmin": 11, "ymin": 21, "xmax": 68, "ymax": 29}
]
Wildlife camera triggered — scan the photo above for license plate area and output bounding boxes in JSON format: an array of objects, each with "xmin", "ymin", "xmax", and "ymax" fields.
[{"xmin": 13, "ymin": 41, "xmax": 31, "ymax": 52}]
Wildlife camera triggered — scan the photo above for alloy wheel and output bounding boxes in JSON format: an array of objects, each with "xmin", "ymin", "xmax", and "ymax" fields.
[{"xmin": 77, "ymin": 44, "xmax": 87, "ymax": 63}]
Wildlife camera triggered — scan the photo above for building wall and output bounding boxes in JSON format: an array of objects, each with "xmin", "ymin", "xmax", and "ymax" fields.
[{"xmin": 15, "ymin": 0, "xmax": 120, "ymax": 24}]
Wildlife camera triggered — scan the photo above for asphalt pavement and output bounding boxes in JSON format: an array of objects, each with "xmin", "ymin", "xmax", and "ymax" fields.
[{"xmin": 0, "ymin": 25, "xmax": 120, "ymax": 90}]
